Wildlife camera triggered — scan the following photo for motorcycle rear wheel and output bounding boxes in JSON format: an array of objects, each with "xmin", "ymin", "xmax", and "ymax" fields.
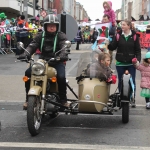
[
  {"xmin": 27, "ymin": 95, "xmax": 42, "ymax": 136},
  {"xmin": 122, "ymin": 102, "xmax": 129, "ymax": 123}
]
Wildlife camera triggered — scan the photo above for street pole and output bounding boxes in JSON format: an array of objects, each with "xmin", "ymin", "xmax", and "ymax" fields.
[
  {"xmin": 20, "ymin": 0, "xmax": 22, "ymax": 14},
  {"xmin": 33, "ymin": 0, "xmax": 35, "ymax": 17},
  {"xmin": 23, "ymin": 0, "xmax": 28, "ymax": 21}
]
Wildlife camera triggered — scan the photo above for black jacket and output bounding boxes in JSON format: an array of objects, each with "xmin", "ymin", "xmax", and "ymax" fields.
[
  {"xmin": 108, "ymin": 30, "xmax": 141, "ymax": 63},
  {"xmin": 26, "ymin": 31, "xmax": 67, "ymax": 60}
]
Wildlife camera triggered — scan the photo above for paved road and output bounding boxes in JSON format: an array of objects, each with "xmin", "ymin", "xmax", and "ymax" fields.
[{"xmin": 0, "ymin": 44, "xmax": 150, "ymax": 150}]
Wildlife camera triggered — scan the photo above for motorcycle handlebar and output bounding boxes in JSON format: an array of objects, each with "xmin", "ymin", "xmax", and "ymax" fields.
[{"xmin": 48, "ymin": 57, "xmax": 71, "ymax": 62}]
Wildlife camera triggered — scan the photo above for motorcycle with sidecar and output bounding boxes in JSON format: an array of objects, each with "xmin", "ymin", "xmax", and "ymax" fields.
[{"xmin": 17, "ymin": 42, "xmax": 134, "ymax": 136}]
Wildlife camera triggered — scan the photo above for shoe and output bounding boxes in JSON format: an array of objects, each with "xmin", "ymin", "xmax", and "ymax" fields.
[
  {"xmin": 131, "ymin": 98, "xmax": 136, "ymax": 108},
  {"xmin": 23, "ymin": 102, "xmax": 28, "ymax": 110},
  {"xmin": 146, "ymin": 102, "xmax": 150, "ymax": 109},
  {"xmin": 131, "ymin": 102, "xmax": 136, "ymax": 108},
  {"xmin": 62, "ymin": 101, "xmax": 70, "ymax": 107}
]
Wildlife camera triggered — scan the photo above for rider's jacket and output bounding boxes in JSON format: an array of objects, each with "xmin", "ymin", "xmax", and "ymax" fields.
[{"xmin": 26, "ymin": 31, "xmax": 67, "ymax": 60}]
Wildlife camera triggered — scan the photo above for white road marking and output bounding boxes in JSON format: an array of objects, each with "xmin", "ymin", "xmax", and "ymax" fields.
[{"xmin": 0, "ymin": 142, "xmax": 149, "ymax": 149}]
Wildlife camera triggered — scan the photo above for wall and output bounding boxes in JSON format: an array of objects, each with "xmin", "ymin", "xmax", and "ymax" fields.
[{"xmin": 53, "ymin": 0, "xmax": 63, "ymax": 14}]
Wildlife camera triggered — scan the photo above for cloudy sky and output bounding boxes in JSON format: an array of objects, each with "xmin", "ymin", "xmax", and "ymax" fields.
[{"xmin": 76, "ymin": 0, "xmax": 122, "ymax": 20}]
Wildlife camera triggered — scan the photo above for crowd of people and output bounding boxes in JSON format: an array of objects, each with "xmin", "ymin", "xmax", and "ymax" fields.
[{"xmin": 0, "ymin": 12, "xmax": 43, "ymax": 55}]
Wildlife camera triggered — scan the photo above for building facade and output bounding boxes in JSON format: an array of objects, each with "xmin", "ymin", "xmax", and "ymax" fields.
[
  {"xmin": 53, "ymin": 0, "xmax": 63, "ymax": 14},
  {"xmin": 121, "ymin": 0, "xmax": 150, "ymax": 21},
  {"xmin": 75, "ymin": 2, "xmax": 89, "ymax": 23},
  {"xmin": 115, "ymin": 9, "xmax": 122, "ymax": 20}
]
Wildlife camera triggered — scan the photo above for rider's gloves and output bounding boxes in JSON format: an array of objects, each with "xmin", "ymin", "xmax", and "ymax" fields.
[
  {"xmin": 132, "ymin": 58, "xmax": 137, "ymax": 64},
  {"xmin": 59, "ymin": 53, "xmax": 69, "ymax": 61},
  {"xmin": 17, "ymin": 53, "xmax": 31, "ymax": 61}
]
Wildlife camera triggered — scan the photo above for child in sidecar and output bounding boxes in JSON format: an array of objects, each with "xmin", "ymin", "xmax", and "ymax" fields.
[{"xmin": 87, "ymin": 53, "xmax": 116, "ymax": 83}]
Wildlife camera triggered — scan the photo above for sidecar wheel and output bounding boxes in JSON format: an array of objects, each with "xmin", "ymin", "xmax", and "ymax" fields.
[
  {"xmin": 27, "ymin": 96, "xmax": 42, "ymax": 136},
  {"xmin": 122, "ymin": 102, "xmax": 129, "ymax": 123}
]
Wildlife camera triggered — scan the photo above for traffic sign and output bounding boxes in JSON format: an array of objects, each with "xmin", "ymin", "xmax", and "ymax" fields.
[{"xmin": 57, "ymin": 14, "xmax": 78, "ymax": 41}]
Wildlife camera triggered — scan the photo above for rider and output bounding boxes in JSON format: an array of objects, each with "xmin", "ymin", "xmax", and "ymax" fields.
[{"xmin": 18, "ymin": 14, "xmax": 69, "ymax": 109}]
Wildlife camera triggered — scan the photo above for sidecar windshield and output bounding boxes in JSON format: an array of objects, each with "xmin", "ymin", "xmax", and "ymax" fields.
[{"xmin": 76, "ymin": 52, "xmax": 98, "ymax": 77}]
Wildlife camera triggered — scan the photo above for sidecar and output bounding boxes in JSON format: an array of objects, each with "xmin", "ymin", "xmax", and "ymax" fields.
[{"xmin": 66, "ymin": 52, "xmax": 134, "ymax": 123}]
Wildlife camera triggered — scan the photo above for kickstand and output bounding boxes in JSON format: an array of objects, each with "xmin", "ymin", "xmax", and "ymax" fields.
[{"xmin": 66, "ymin": 82, "xmax": 78, "ymax": 99}]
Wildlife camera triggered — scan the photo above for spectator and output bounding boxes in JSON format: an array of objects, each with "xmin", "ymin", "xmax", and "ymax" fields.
[
  {"xmin": 132, "ymin": 52, "xmax": 150, "ymax": 109},
  {"xmin": 108, "ymin": 20, "xmax": 141, "ymax": 107},
  {"xmin": 103, "ymin": 1, "xmax": 116, "ymax": 35},
  {"xmin": 15, "ymin": 15, "xmax": 29, "ymax": 55},
  {"xmin": 91, "ymin": 28, "xmax": 98, "ymax": 44},
  {"xmin": 75, "ymin": 26, "xmax": 82, "ymax": 50},
  {"xmin": 102, "ymin": 14, "xmax": 113, "ymax": 64}
]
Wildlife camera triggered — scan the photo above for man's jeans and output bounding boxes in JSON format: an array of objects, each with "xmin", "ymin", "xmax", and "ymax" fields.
[
  {"xmin": 25, "ymin": 62, "xmax": 67, "ymax": 103},
  {"xmin": 116, "ymin": 65, "xmax": 136, "ymax": 98}
]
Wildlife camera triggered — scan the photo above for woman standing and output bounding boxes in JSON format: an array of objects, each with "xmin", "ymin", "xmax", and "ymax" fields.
[{"xmin": 108, "ymin": 20, "xmax": 141, "ymax": 107}]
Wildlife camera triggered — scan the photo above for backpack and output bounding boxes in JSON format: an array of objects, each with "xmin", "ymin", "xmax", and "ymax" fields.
[{"xmin": 116, "ymin": 33, "xmax": 136, "ymax": 41}]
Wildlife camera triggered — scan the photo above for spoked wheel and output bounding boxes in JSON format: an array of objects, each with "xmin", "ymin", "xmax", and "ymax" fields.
[
  {"xmin": 27, "ymin": 96, "xmax": 42, "ymax": 136},
  {"xmin": 122, "ymin": 102, "xmax": 129, "ymax": 123}
]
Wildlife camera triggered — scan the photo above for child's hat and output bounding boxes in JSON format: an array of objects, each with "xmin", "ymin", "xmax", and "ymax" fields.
[{"xmin": 145, "ymin": 52, "xmax": 150, "ymax": 59}]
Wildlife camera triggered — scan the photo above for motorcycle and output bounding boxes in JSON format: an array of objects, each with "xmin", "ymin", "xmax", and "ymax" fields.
[
  {"xmin": 17, "ymin": 41, "xmax": 72, "ymax": 136},
  {"xmin": 17, "ymin": 45, "xmax": 134, "ymax": 136}
]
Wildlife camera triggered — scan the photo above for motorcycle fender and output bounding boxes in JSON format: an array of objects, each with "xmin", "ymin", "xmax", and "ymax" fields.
[
  {"xmin": 120, "ymin": 74, "xmax": 131, "ymax": 101},
  {"xmin": 28, "ymin": 86, "xmax": 42, "ymax": 96}
]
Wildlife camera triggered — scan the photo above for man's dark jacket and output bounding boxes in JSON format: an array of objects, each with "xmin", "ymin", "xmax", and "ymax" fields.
[
  {"xmin": 108, "ymin": 30, "xmax": 141, "ymax": 63},
  {"xmin": 26, "ymin": 31, "xmax": 67, "ymax": 60}
]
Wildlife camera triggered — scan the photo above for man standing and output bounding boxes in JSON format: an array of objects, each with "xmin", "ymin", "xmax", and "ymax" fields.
[
  {"xmin": 102, "ymin": 14, "xmax": 114, "ymax": 65},
  {"xmin": 76, "ymin": 26, "xmax": 82, "ymax": 50}
]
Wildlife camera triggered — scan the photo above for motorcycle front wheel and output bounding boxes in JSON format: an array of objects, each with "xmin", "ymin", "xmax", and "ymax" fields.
[{"xmin": 27, "ymin": 95, "xmax": 42, "ymax": 136}]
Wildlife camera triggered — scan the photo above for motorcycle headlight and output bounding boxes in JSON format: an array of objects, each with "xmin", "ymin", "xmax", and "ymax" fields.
[{"xmin": 32, "ymin": 62, "xmax": 45, "ymax": 75}]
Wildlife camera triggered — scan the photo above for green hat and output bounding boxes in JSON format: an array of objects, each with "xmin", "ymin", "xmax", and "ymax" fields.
[
  {"xmin": 11, "ymin": 18, "xmax": 15, "ymax": 22},
  {"xmin": 0, "ymin": 12, "xmax": 6, "ymax": 19}
]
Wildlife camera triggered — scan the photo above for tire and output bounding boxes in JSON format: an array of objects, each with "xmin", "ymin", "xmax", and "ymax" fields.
[
  {"xmin": 27, "ymin": 96, "xmax": 42, "ymax": 136},
  {"xmin": 122, "ymin": 102, "xmax": 129, "ymax": 123}
]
